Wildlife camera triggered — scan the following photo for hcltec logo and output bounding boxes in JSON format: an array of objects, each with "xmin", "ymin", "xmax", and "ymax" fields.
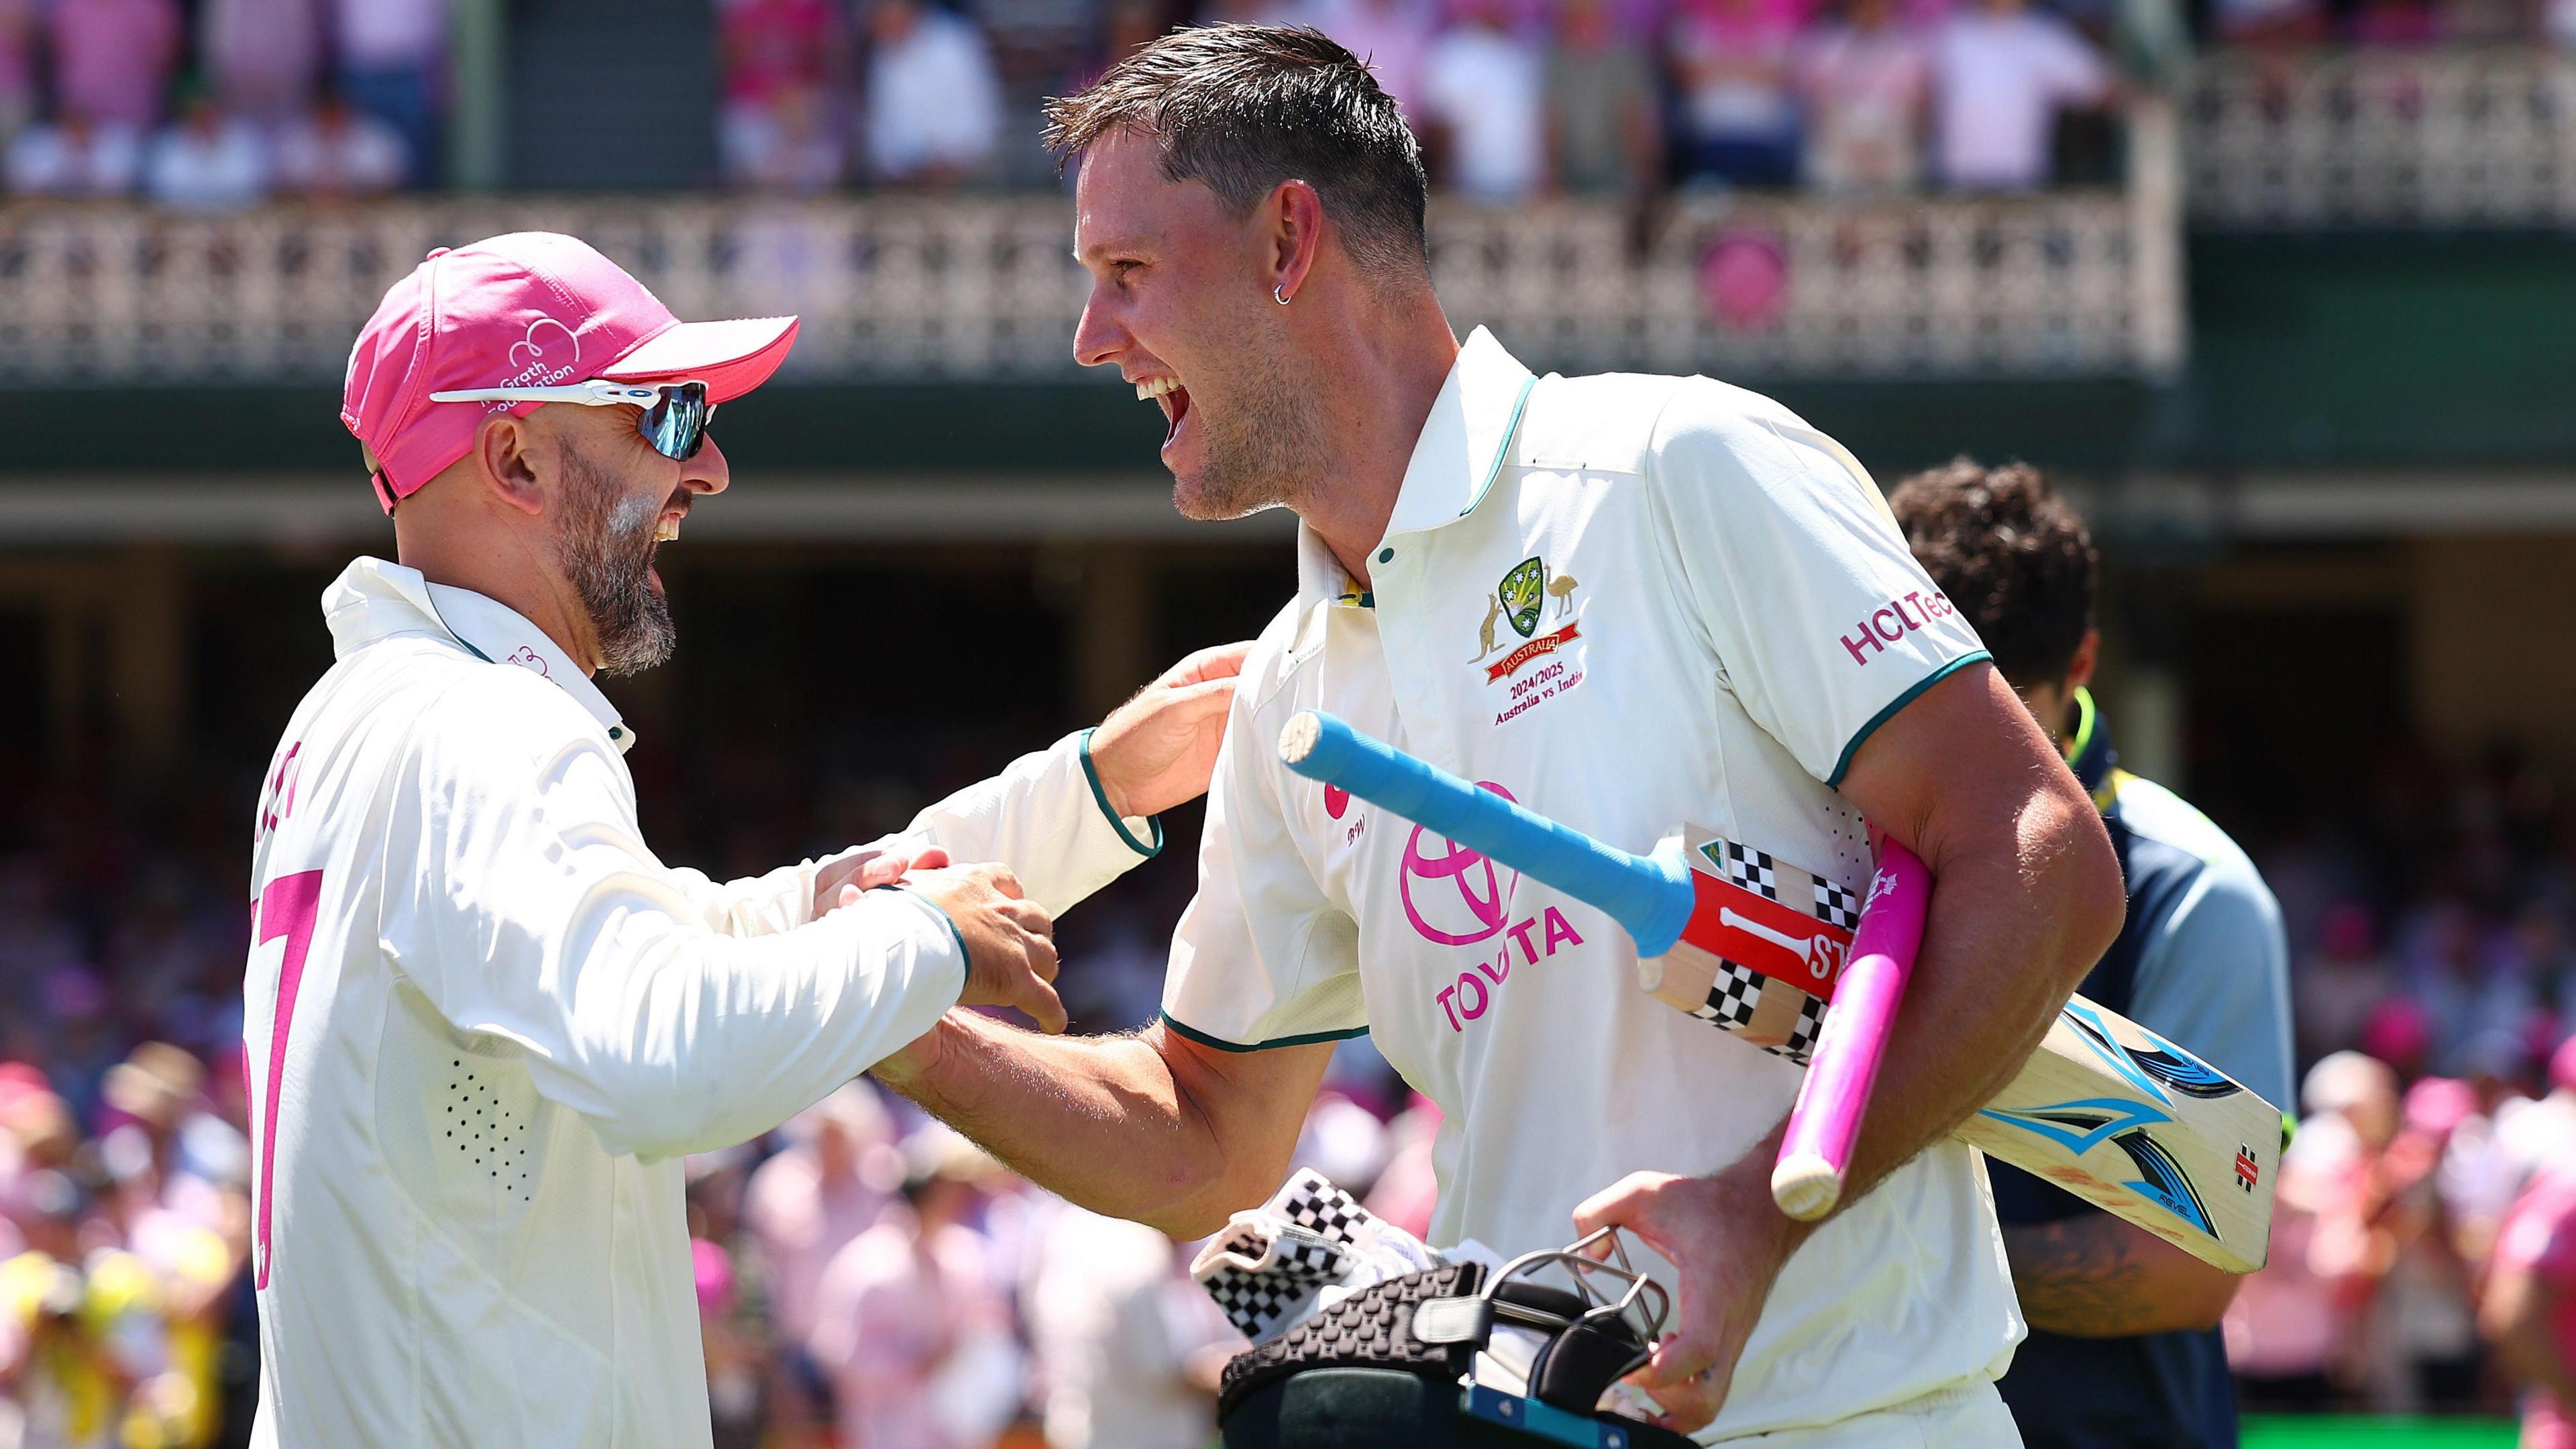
[{"xmin": 1399, "ymin": 782, "xmax": 1520, "ymax": 947}]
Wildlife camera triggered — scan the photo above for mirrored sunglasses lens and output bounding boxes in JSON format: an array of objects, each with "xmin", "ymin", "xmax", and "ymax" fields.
[{"xmin": 641, "ymin": 385, "xmax": 710, "ymax": 460}]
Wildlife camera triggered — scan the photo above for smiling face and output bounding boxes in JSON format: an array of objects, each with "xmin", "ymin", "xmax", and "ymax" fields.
[
  {"xmin": 1071, "ymin": 131, "xmax": 1326, "ymax": 521},
  {"xmin": 532, "ymin": 398, "xmax": 728, "ymax": 676}
]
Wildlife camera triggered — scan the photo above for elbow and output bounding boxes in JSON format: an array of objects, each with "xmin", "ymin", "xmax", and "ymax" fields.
[{"xmin": 2056, "ymin": 804, "xmax": 2127, "ymax": 992}]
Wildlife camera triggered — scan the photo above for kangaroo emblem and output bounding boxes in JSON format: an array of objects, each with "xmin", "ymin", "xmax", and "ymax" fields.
[{"xmin": 1471, "ymin": 596, "xmax": 1503, "ymax": 662}]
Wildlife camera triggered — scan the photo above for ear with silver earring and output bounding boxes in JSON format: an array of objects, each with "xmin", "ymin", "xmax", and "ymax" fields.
[{"xmin": 1274, "ymin": 284, "xmax": 1291, "ymax": 306}]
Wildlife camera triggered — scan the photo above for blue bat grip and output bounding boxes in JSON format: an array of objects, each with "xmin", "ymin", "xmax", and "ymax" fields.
[{"xmin": 1277, "ymin": 710, "xmax": 1696, "ymax": 955}]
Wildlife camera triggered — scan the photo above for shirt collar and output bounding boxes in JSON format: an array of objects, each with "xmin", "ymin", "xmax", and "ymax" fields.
[
  {"xmin": 321, "ymin": 556, "xmax": 637, "ymax": 754},
  {"xmin": 1381, "ymin": 326, "xmax": 1540, "ymax": 541},
  {"xmin": 1289, "ymin": 327, "xmax": 1538, "ymax": 609},
  {"xmin": 2063, "ymin": 686, "xmax": 2114, "ymax": 807}
]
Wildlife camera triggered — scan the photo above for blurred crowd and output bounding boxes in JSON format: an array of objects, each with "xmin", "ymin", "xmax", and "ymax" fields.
[
  {"xmin": 9, "ymin": 0, "xmax": 2574, "ymax": 211},
  {"xmin": 721, "ymin": 0, "xmax": 2131, "ymax": 198},
  {"xmin": 0, "ymin": 0, "xmax": 429, "ymax": 205},
  {"xmin": 2224, "ymin": 745, "xmax": 2576, "ymax": 1440},
  {"xmin": 6, "ymin": 730, "xmax": 2576, "ymax": 1447}
]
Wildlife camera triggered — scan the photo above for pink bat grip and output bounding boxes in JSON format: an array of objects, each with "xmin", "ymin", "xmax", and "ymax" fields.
[{"xmin": 1770, "ymin": 840, "xmax": 1933, "ymax": 1221}]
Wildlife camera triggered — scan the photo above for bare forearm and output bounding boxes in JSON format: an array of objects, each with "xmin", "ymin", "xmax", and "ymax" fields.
[
  {"xmin": 2006, "ymin": 1214, "xmax": 2241, "ymax": 1336},
  {"xmin": 873, "ymin": 1011, "xmax": 1223, "ymax": 1231},
  {"xmin": 1840, "ymin": 792, "xmax": 2119, "ymax": 1203}
]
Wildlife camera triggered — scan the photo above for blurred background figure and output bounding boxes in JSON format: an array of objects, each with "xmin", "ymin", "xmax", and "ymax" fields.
[
  {"xmin": 329, "ymin": 0, "xmax": 445, "ymax": 186},
  {"xmin": 718, "ymin": 0, "xmax": 850, "ymax": 190},
  {"xmin": 1668, "ymin": 0, "xmax": 1803, "ymax": 187},
  {"xmin": 861, "ymin": 0, "xmax": 1004, "ymax": 186},
  {"xmin": 48, "ymin": 0, "xmax": 180, "ymax": 135},
  {"xmin": 806, "ymin": 1129, "xmax": 1014, "ymax": 1449},
  {"xmin": 1025, "ymin": 1207, "xmax": 1238, "ymax": 1449},
  {"xmin": 1302, "ymin": 0, "xmax": 1440, "ymax": 119},
  {"xmin": 4, "ymin": 110, "xmax": 141, "ymax": 197},
  {"xmin": 745, "ymin": 1081, "xmax": 901, "ymax": 1434},
  {"xmin": 1543, "ymin": 0, "xmax": 1660, "ymax": 199},
  {"xmin": 1796, "ymin": 0, "xmax": 1931, "ymax": 193},
  {"xmin": 2483, "ymin": 1165, "xmax": 2576, "ymax": 1449},
  {"xmin": 197, "ymin": 0, "xmax": 321, "ymax": 125},
  {"xmin": 1929, "ymin": 0, "xmax": 2110, "ymax": 191},
  {"xmin": 0, "ymin": 0, "xmax": 42, "ymax": 152},
  {"xmin": 1419, "ymin": 0, "xmax": 1546, "ymax": 201},
  {"xmin": 271, "ymin": 92, "xmax": 409, "ymax": 198},
  {"xmin": 144, "ymin": 87, "xmax": 268, "ymax": 211}
]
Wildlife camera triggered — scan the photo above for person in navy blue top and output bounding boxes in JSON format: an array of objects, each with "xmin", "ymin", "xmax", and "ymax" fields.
[{"xmin": 1892, "ymin": 460, "xmax": 2295, "ymax": 1449}]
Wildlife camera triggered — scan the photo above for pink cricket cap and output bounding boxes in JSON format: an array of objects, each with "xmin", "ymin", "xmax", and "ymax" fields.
[{"xmin": 341, "ymin": 231, "xmax": 800, "ymax": 513}]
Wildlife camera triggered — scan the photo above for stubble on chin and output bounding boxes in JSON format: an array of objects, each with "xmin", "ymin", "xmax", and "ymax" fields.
[{"xmin": 1173, "ymin": 356, "xmax": 1325, "ymax": 523}]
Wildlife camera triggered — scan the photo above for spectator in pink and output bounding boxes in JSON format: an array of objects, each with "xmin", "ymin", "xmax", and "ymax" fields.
[
  {"xmin": 200, "ymin": 0, "xmax": 324, "ymax": 123},
  {"xmin": 2487, "ymin": 1167, "xmax": 2576, "ymax": 1449},
  {"xmin": 745, "ymin": 1083, "xmax": 899, "ymax": 1356},
  {"xmin": 332, "ymin": 0, "xmax": 447, "ymax": 187},
  {"xmin": 48, "ymin": 0, "xmax": 182, "ymax": 131},
  {"xmin": 273, "ymin": 93, "xmax": 411, "ymax": 197},
  {"xmin": 1797, "ymin": 0, "xmax": 1931, "ymax": 193},
  {"xmin": 1668, "ymin": 0, "xmax": 1804, "ymax": 187},
  {"xmin": 718, "ymin": 0, "xmax": 849, "ymax": 189},
  {"xmin": 1544, "ymin": 0, "xmax": 1661, "ymax": 197},
  {"xmin": 0, "ymin": 0, "xmax": 36, "ymax": 152},
  {"xmin": 1301, "ymin": 0, "xmax": 1440, "ymax": 121},
  {"xmin": 1419, "ymin": 0, "xmax": 1546, "ymax": 201},
  {"xmin": 806, "ymin": 1134, "xmax": 1006, "ymax": 1449},
  {"xmin": 1928, "ymin": 0, "xmax": 2108, "ymax": 191}
]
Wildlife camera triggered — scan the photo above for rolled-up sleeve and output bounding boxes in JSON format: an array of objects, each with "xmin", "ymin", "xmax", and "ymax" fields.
[{"xmin": 376, "ymin": 678, "xmax": 967, "ymax": 1162}]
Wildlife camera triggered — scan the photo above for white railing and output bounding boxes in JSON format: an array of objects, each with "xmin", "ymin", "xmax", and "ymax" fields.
[
  {"xmin": 0, "ymin": 183, "xmax": 2180, "ymax": 384},
  {"xmin": 2189, "ymin": 46, "xmax": 2576, "ymax": 227}
]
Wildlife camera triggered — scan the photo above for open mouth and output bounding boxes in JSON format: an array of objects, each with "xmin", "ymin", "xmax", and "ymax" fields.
[{"xmin": 1137, "ymin": 374, "xmax": 1190, "ymax": 450}]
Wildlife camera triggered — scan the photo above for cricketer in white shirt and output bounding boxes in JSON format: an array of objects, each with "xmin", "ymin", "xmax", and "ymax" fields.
[
  {"xmin": 241, "ymin": 557, "xmax": 1160, "ymax": 1446},
  {"xmin": 1158, "ymin": 328, "xmax": 2021, "ymax": 1440}
]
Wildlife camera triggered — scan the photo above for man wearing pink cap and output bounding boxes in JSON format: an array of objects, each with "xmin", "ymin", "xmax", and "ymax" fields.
[{"xmin": 244, "ymin": 232, "xmax": 1243, "ymax": 1445}]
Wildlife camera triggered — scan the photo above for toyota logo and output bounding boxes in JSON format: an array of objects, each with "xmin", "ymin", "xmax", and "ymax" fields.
[{"xmin": 1399, "ymin": 781, "xmax": 1520, "ymax": 947}]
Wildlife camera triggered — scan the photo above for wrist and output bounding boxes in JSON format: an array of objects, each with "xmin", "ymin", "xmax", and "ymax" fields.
[
  {"xmin": 1711, "ymin": 1155, "xmax": 1814, "ymax": 1269},
  {"xmin": 869, "ymin": 1011, "xmax": 959, "ymax": 1094}
]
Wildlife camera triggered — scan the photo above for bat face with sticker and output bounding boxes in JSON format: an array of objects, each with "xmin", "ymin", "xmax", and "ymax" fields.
[{"xmin": 1276, "ymin": 708, "xmax": 2281, "ymax": 1275}]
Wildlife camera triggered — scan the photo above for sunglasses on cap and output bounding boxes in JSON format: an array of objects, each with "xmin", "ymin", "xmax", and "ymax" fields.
[{"xmin": 428, "ymin": 378, "xmax": 716, "ymax": 462}]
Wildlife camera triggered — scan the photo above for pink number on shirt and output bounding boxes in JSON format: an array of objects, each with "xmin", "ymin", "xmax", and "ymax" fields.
[{"xmin": 251, "ymin": 869, "xmax": 325, "ymax": 1290}]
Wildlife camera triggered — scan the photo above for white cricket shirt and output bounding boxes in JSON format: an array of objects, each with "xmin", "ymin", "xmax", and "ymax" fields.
[
  {"xmin": 244, "ymin": 557, "xmax": 1156, "ymax": 1447},
  {"xmin": 1161, "ymin": 329, "xmax": 2017, "ymax": 1440}
]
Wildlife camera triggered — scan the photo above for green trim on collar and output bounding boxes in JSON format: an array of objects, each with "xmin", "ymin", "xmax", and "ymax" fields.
[
  {"xmin": 1458, "ymin": 372, "xmax": 1539, "ymax": 520},
  {"xmin": 1078, "ymin": 727, "xmax": 1165, "ymax": 858},
  {"xmin": 1826, "ymin": 651, "xmax": 1992, "ymax": 789},
  {"xmin": 1158, "ymin": 1010, "xmax": 1368, "ymax": 1054},
  {"xmin": 422, "ymin": 592, "xmax": 494, "ymax": 663},
  {"xmin": 2065, "ymin": 686, "xmax": 2099, "ymax": 767}
]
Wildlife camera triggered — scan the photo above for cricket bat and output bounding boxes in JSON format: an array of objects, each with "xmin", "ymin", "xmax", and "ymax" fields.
[{"xmin": 1277, "ymin": 709, "xmax": 2278, "ymax": 1274}]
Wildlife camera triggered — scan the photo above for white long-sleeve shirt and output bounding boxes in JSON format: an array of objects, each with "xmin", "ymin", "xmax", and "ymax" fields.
[{"xmin": 244, "ymin": 557, "xmax": 1155, "ymax": 1447}]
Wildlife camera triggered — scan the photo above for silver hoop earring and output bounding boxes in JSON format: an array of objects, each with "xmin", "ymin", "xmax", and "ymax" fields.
[{"xmin": 1273, "ymin": 285, "xmax": 1291, "ymax": 306}]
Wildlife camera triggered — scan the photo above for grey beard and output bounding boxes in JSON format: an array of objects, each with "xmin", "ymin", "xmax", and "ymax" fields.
[{"xmin": 555, "ymin": 450, "xmax": 676, "ymax": 678}]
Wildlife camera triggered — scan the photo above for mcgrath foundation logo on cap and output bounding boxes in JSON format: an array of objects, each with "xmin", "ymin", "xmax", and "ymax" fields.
[{"xmin": 500, "ymin": 317, "xmax": 584, "ymax": 390}]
